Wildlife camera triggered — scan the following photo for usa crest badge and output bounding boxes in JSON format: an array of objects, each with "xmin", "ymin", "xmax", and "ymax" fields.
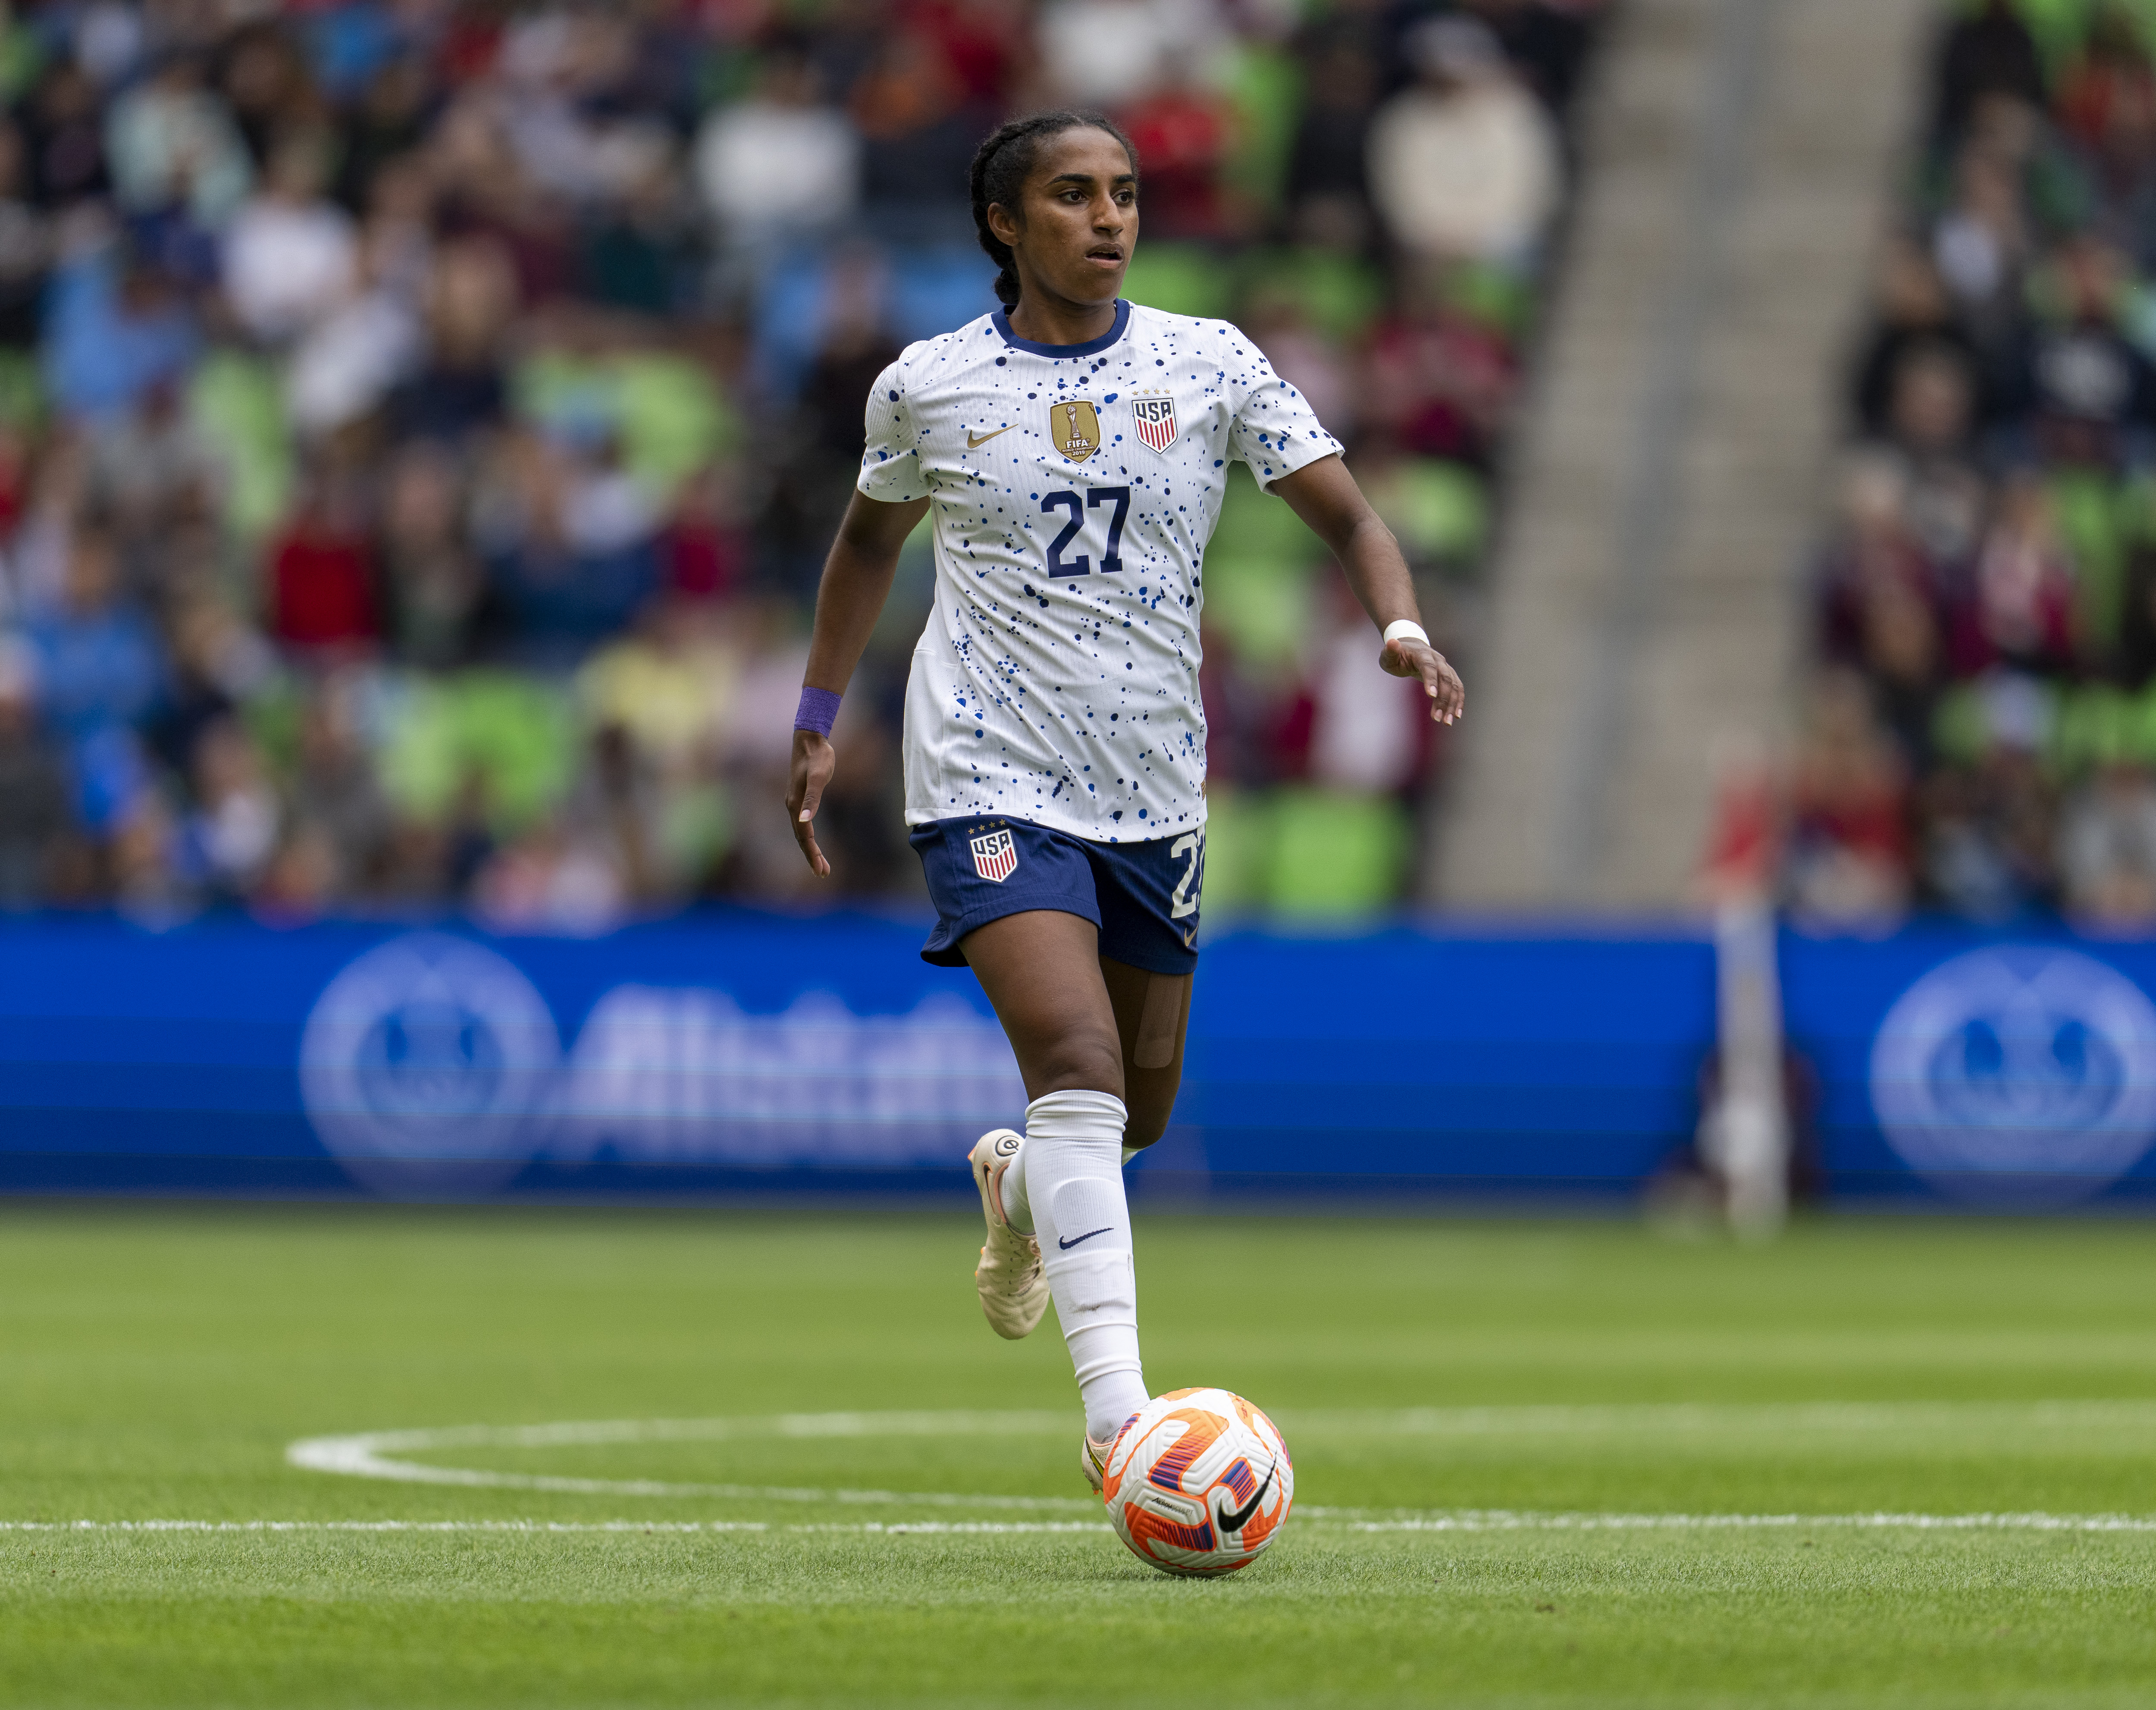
[
  {"xmin": 1131, "ymin": 393, "xmax": 1178, "ymax": 454},
  {"xmin": 1049, "ymin": 400, "xmax": 1101, "ymax": 463},
  {"xmin": 969, "ymin": 828, "xmax": 1018, "ymax": 883}
]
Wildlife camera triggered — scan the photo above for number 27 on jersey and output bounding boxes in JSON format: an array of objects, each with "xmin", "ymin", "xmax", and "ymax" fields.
[{"xmin": 1039, "ymin": 486, "xmax": 1129, "ymax": 579}]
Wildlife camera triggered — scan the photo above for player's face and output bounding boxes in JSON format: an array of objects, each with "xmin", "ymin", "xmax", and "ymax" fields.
[{"xmin": 1000, "ymin": 128, "xmax": 1138, "ymax": 310}]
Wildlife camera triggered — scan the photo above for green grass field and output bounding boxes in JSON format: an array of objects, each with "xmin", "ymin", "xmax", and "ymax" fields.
[{"xmin": 5, "ymin": 1207, "xmax": 2156, "ymax": 1707}]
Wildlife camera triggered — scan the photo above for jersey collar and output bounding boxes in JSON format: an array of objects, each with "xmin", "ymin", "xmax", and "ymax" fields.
[{"xmin": 990, "ymin": 298, "xmax": 1130, "ymax": 359}]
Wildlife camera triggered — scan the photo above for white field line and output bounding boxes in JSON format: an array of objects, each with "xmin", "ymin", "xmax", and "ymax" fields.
[
  {"xmin": 1331, "ymin": 1510, "xmax": 2156, "ymax": 1533},
  {"xmin": 1285, "ymin": 1400, "xmax": 2156, "ymax": 1437},
  {"xmin": 286, "ymin": 1400, "xmax": 2156, "ymax": 1513},
  {"xmin": 8, "ymin": 1513, "xmax": 2156, "ymax": 1537},
  {"xmin": 260, "ymin": 1403, "xmax": 2156, "ymax": 1536},
  {"xmin": 0, "ymin": 1519, "xmax": 1105, "ymax": 1536},
  {"xmin": 286, "ymin": 1416, "xmax": 1101, "ymax": 1513}
]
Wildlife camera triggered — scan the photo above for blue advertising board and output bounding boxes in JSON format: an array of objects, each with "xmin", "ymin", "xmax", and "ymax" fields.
[
  {"xmin": 1783, "ymin": 924, "xmax": 2156, "ymax": 1209},
  {"xmin": 0, "ymin": 911, "xmax": 1716, "ymax": 1201},
  {"xmin": 4, "ymin": 910, "xmax": 2156, "ymax": 1207}
]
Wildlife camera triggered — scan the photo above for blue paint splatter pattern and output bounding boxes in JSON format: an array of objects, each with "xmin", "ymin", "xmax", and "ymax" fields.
[{"xmin": 856, "ymin": 299, "xmax": 1342, "ymax": 844}]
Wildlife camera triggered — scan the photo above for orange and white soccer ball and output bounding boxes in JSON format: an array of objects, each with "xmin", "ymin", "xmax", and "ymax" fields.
[{"xmin": 1100, "ymin": 1387, "xmax": 1294, "ymax": 1575}]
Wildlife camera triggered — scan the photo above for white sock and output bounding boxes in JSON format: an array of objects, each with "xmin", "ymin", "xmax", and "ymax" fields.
[
  {"xmin": 1002, "ymin": 1132, "xmax": 1033, "ymax": 1235},
  {"xmin": 1005, "ymin": 1137, "xmax": 1142, "ymax": 1228},
  {"xmin": 1023, "ymin": 1089, "xmax": 1148, "ymax": 1441}
]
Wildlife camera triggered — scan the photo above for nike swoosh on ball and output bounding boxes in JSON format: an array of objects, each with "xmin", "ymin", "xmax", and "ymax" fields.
[{"xmin": 1219, "ymin": 1463, "xmax": 1276, "ymax": 1532}]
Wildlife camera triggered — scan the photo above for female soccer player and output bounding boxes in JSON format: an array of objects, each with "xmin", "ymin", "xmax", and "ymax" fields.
[{"xmin": 785, "ymin": 111, "xmax": 1464, "ymax": 1487}]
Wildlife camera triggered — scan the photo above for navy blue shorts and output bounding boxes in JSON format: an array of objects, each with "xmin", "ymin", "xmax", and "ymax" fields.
[{"xmin": 910, "ymin": 816, "xmax": 1206, "ymax": 974}]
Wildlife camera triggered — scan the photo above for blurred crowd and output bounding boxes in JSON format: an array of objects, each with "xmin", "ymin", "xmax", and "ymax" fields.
[
  {"xmin": 0, "ymin": 0, "xmax": 1602, "ymax": 930},
  {"xmin": 1780, "ymin": 0, "xmax": 2156, "ymax": 929}
]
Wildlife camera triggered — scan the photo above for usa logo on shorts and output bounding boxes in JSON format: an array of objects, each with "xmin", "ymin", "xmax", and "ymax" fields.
[
  {"xmin": 969, "ymin": 828, "xmax": 1018, "ymax": 883},
  {"xmin": 1132, "ymin": 395, "xmax": 1177, "ymax": 454}
]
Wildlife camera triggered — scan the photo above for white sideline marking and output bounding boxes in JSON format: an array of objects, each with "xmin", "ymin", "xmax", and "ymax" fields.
[
  {"xmin": 1294, "ymin": 1400, "xmax": 2156, "ymax": 1438},
  {"xmin": 0, "ymin": 1519, "xmax": 1108, "ymax": 1536},
  {"xmin": 1, "ymin": 1520, "xmax": 771, "ymax": 1534},
  {"xmin": 8, "ymin": 1513, "xmax": 2156, "ymax": 1537},
  {"xmin": 1334, "ymin": 1510, "xmax": 2156, "ymax": 1534}
]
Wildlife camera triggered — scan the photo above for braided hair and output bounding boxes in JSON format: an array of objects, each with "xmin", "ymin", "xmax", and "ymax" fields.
[{"xmin": 969, "ymin": 110, "xmax": 1139, "ymax": 311}]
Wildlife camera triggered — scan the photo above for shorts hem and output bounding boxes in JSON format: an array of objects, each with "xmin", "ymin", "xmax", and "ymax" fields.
[
  {"xmin": 1096, "ymin": 936, "xmax": 1200, "ymax": 977},
  {"xmin": 919, "ymin": 898, "xmax": 1102, "ymax": 967}
]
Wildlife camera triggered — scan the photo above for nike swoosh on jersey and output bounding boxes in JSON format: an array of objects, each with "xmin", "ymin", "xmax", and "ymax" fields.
[
  {"xmin": 965, "ymin": 425, "xmax": 1015, "ymax": 448},
  {"xmin": 1057, "ymin": 1226, "xmax": 1112, "ymax": 1250},
  {"xmin": 1219, "ymin": 1462, "xmax": 1276, "ymax": 1532}
]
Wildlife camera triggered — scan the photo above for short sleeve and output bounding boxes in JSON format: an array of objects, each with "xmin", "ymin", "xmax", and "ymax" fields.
[
  {"xmin": 856, "ymin": 359, "xmax": 931, "ymax": 502},
  {"xmin": 1224, "ymin": 337, "xmax": 1344, "ymax": 493}
]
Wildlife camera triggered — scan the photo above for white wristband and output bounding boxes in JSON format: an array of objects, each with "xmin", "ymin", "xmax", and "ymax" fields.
[{"xmin": 1382, "ymin": 620, "xmax": 1430, "ymax": 647}]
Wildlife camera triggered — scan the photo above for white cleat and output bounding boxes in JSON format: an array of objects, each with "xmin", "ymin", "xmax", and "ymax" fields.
[
  {"xmin": 1081, "ymin": 1430, "xmax": 1116, "ymax": 1494},
  {"xmin": 969, "ymin": 1128, "xmax": 1048, "ymax": 1340}
]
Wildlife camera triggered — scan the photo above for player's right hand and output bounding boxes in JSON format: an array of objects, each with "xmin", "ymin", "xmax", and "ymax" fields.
[{"xmin": 787, "ymin": 731, "xmax": 835, "ymax": 877}]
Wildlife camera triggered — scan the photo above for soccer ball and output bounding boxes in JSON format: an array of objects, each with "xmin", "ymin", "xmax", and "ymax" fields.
[{"xmin": 1100, "ymin": 1387, "xmax": 1294, "ymax": 1575}]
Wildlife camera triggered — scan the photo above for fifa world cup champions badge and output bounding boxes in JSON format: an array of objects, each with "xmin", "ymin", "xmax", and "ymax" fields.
[
  {"xmin": 1050, "ymin": 400, "xmax": 1101, "ymax": 463},
  {"xmin": 1132, "ymin": 392, "xmax": 1178, "ymax": 454}
]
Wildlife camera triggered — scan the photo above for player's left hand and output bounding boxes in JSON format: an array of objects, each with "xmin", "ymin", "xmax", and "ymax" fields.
[{"xmin": 1381, "ymin": 637, "xmax": 1465, "ymax": 725}]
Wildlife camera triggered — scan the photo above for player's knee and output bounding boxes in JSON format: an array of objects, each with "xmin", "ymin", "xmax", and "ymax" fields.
[
  {"xmin": 1122, "ymin": 1088, "xmax": 1175, "ymax": 1149},
  {"xmin": 1031, "ymin": 1030, "xmax": 1125, "ymax": 1102}
]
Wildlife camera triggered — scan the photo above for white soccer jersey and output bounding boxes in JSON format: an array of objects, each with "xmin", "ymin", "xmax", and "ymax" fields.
[{"xmin": 857, "ymin": 298, "xmax": 1343, "ymax": 843}]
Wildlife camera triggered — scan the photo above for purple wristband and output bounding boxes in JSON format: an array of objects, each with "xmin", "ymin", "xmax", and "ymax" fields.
[{"xmin": 794, "ymin": 686, "xmax": 841, "ymax": 737}]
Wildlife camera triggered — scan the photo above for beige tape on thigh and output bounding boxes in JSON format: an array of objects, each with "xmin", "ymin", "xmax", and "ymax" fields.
[{"xmin": 1133, "ymin": 974, "xmax": 1189, "ymax": 1070}]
